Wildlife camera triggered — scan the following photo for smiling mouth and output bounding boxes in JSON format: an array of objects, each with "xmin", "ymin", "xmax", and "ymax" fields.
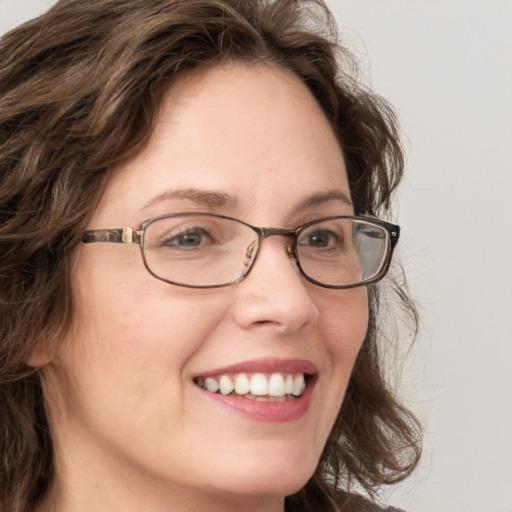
[{"xmin": 194, "ymin": 372, "xmax": 312, "ymax": 401}]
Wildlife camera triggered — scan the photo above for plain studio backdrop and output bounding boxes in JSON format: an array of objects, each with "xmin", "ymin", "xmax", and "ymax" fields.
[{"xmin": 1, "ymin": 1, "xmax": 511, "ymax": 511}]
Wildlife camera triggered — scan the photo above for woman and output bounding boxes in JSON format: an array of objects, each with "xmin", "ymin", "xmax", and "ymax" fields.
[{"xmin": 0, "ymin": 1, "xmax": 421, "ymax": 511}]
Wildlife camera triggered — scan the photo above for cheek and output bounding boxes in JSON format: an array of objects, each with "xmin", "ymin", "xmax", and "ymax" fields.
[
  {"xmin": 70, "ymin": 284, "xmax": 232, "ymax": 384},
  {"xmin": 49, "ymin": 249, "xmax": 235, "ymax": 428},
  {"xmin": 70, "ymin": 244, "xmax": 232, "ymax": 360},
  {"xmin": 316, "ymin": 287, "xmax": 368, "ymax": 415},
  {"xmin": 320, "ymin": 287, "xmax": 369, "ymax": 359}
]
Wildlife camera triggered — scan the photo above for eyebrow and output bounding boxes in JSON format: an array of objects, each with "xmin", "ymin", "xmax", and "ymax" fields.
[
  {"xmin": 140, "ymin": 187, "xmax": 352, "ymax": 214},
  {"xmin": 295, "ymin": 190, "xmax": 353, "ymax": 210},
  {"xmin": 141, "ymin": 188, "xmax": 238, "ymax": 211}
]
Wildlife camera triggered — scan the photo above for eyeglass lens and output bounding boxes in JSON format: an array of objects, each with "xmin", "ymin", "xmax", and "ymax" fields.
[{"xmin": 141, "ymin": 215, "xmax": 390, "ymax": 288}]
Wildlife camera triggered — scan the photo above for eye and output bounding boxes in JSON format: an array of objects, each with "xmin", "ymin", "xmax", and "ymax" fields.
[
  {"xmin": 163, "ymin": 227, "xmax": 214, "ymax": 248},
  {"xmin": 299, "ymin": 229, "xmax": 343, "ymax": 249}
]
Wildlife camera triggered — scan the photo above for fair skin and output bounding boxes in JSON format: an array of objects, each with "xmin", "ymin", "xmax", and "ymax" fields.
[{"xmin": 38, "ymin": 63, "xmax": 368, "ymax": 512}]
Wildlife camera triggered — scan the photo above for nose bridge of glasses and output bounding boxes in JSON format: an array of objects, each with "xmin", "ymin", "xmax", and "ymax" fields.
[
  {"xmin": 243, "ymin": 226, "xmax": 299, "ymax": 283},
  {"xmin": 258, "ymin": 226, "xmax": 296, "ymax": 239},
  {"xmin": 257, "ymin": 226, "xmax": 297, "ymax": 255}
]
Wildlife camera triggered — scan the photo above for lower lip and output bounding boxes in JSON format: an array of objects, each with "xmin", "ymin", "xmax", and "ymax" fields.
[{"xmin": 196, "ymin": 379, "xmax": 316, "ymax": 423}]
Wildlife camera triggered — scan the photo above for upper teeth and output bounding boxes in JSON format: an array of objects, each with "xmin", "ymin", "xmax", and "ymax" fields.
[{"xmin": 196, "ymin": 373, "xmax": 306, "ymax": 398}]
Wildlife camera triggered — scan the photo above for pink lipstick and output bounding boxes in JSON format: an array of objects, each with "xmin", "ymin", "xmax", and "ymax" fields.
[{"xmin": 193, "ymin": 358, "xmax": 318, "ymax": 423}]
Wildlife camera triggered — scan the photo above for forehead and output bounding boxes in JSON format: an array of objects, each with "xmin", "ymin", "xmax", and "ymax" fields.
[{"xmin": 92, "ymin": 63, "xmax": 350, "ymax": 226}]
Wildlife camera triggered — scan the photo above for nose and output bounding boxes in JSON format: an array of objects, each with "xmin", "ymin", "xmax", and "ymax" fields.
[{"xmin": 231, "ymin": 237, "xmax": 320, "ymax": 334}]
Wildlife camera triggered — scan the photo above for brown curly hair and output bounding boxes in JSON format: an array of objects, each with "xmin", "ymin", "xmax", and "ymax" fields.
[{"xmin": 0, "ymin": 1, "xmax": 421, "ymax": 511}]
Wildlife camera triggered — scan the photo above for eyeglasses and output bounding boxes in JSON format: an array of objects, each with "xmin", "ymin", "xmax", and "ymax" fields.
[{"xmin": 82, "ymin": 213, "xmax": 399, "ymax": 289}]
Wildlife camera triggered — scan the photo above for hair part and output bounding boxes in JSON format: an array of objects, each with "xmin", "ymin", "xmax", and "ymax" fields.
[{"xmin": 0, "ymin": 1, "xmax": 421, "ymax": 511}]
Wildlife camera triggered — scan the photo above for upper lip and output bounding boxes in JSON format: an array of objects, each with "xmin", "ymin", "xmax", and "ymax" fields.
[{"xmin": 192, "ymin": 357, "xmax": 318, "ymax": 379}]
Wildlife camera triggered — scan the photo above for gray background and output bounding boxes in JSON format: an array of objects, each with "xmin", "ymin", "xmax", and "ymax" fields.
[{"xmin": 1, "ymin": 1, "xmax": 511, "ymax": 511}]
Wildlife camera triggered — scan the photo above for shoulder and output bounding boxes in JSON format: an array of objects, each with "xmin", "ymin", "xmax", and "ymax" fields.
[{"xmin": 339, "ymin": 492, "xmax": 407, "ymax": 512}]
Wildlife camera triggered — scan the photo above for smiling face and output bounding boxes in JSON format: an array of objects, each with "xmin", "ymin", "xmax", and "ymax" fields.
[{"xmin": 41, "ymin": 64, "xmax": 369, "ymax": 512}]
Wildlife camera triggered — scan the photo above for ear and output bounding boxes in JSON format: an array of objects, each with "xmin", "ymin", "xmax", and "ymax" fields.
[{"xmin": 24, "ymin": 343, "xmax": 52, "ymax": 368}]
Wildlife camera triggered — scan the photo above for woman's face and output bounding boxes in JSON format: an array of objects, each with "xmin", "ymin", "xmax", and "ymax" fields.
[{"xmin": 43, "ymin": 64, "xmax": 368, "ymax": 510}]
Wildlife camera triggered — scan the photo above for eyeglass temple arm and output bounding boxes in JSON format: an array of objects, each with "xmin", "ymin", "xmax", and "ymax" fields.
[
  {"xmin": 389, "ymin": 225, "xmax": 400, "ymax": 249},
  {"xmin": 82, "ymin": 227, "xmax": 142, "ymax": 244}
]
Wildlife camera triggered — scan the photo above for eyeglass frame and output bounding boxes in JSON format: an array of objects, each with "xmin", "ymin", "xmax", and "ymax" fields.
[{"xmin": 82, "ymin": 212, "xmax": 400, "ymax": 289}]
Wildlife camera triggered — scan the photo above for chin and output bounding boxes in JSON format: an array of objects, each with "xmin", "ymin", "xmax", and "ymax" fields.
[
  {"xmin": 214, "ymin": 472, "xmax": 312, "ymax": 500},
  {"xmin": 207, "ymin": 447, "xmax": 318, "ymax": 498}
]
